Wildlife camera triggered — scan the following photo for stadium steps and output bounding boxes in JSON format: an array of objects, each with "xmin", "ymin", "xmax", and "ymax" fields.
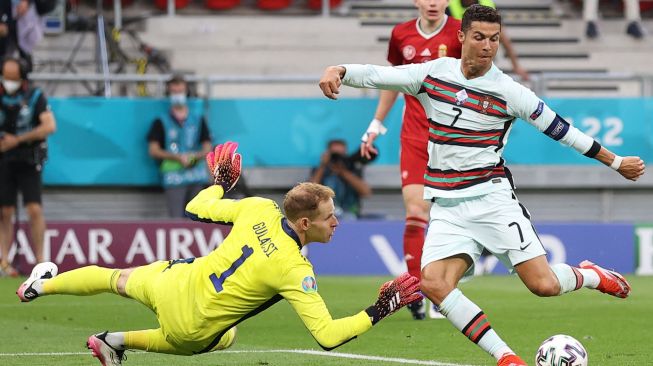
[
  {"xmin": 40, "ymin": 187, "xmax": 169, "ymax": 220},
  {"xmin": 346, "ymin": 0, "xmax": 653, "ymax": 95},
  {"xmin": 33, "ymin": 0, "xmax": 653, "ymax": 97}
]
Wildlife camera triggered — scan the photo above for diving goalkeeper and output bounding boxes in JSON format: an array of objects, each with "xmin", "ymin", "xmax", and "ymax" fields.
[{"xmin": 16, "ymin": 141, "xmax": 423, "ymax": 366}]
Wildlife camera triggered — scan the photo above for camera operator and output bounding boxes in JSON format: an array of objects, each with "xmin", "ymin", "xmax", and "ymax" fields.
[
  {"xmin": 0, "ymin": 57, "xmax": 56, "ymax": 276},
  {"xmin": 309, "ymin": 139, "xmax": 373, "ymax": 219}
]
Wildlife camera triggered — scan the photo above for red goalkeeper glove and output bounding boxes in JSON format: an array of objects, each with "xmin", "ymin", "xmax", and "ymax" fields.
[
  {"xmin": 206, "ymin": 141, "xmax": 242, "ymax": 193},
  {"xmin": 365, "ymin": 272, "xmax": 423, "ymax": 325}
]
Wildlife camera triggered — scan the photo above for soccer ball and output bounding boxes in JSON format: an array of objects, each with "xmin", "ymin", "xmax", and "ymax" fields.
[{"xmin": 535, "ymin": 334, "xmax": 588, "ymax": 366}]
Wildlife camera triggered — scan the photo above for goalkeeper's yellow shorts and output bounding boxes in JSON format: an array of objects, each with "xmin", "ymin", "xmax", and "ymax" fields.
[
  {"xmin": 124, "ymin": 260, "xmax": 200, "ymax": 352},
  {"xmin": 124, "ymin": 260, "xmax": 169, "ymax": 311}
]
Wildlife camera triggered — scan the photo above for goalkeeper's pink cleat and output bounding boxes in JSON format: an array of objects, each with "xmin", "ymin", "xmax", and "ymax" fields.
[
  {"xmin": 16, "ymin": 262, "xmax": 58, "ymax": 302},
  {"xmin": 579, "ymin": 260, "xmax": 631, "ymax": 298},
  {"xmin": 497, "ymin": 353, "xmax": 527, "ymax": 366},
  {"xmin": 87, "ymin": 331, "xmax": 126, "ymax": 366}
]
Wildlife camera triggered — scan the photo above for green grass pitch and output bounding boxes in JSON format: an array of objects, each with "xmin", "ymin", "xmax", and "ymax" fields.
[{"xmin": 1, "ymin": 275, "xmax": 651, "ymax": 365}]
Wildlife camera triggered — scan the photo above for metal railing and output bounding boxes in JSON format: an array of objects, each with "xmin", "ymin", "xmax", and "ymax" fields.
[
  {"xmin": 28, "ymin": 72, "xmax": 653, "ymax": 98},
  {"xmin": 529, "ymin": 72, "xmax": 653, "ymax": 97}
]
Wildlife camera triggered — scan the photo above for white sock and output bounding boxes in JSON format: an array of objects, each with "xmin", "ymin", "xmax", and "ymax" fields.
[
  {"xmin": 31, "ymin": 279, "xmax": 47, "ymax": 296},
  {"xmin": 439, "ymin": 289, "xmax": 513, "ymax": 360},
  {"xmin": 105, "ymin": 332, "xmax": 126, "ymax": 350},
  {"xmin": 551, "ymin": 263, "xmax": 600, "ymax": 294}
]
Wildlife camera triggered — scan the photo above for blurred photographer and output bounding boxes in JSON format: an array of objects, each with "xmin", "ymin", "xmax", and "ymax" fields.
[{"xmin": 309, "ymin": 139, "xmax": 373, "ymax": 220}]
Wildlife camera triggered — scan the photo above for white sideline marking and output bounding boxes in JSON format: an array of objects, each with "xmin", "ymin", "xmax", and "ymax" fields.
[{"xmin": 0, "ymin": 349, "xmax": 476, "ymax": 366}]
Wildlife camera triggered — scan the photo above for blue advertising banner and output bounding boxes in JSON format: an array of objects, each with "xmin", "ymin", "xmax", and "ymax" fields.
[
  {"xmin": 308, "ymin": 221, "xmax": 635, "ymax": 275},
  {"xmin": 44, "ymin": 98, "xmax": 205, "ymax": 185},
  {"xmin": 206, "ymin": 98, "xmax": 403, "ymax": 167},
  {"xmin": 42, "ymin": 97, "xmax": 653, "ymax": 185}
]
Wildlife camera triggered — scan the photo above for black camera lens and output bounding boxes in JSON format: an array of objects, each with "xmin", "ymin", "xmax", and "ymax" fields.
[{"xmin": 330, "ymin": 153, "xmax": 346, "ymax": 163}]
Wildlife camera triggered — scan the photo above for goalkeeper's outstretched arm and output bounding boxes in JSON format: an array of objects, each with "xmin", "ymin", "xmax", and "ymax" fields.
[
  {"xmin": 185, "ymin": 185, "xmax": 239, "ymax": 225},
  {"xmin": 284, "ymin": 272, "xmax": 422, "ymax": 351}
]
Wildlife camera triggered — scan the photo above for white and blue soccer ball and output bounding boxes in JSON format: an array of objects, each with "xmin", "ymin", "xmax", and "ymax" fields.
[{"xmin": 535, "ymin": 334, "xmax": 588, "ymax": 366}]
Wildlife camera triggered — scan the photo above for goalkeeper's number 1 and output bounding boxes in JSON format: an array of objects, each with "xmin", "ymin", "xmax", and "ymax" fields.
[{"xmin": 209, "ymin": 245, "xmax": 254, "ymax": 293}]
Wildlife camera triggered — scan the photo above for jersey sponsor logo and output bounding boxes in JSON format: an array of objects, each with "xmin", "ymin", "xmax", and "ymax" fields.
[
  {"xmin": 301, "ymin": 276, "xmax": 318, "ymax": 293},
  {"xmin": 402, "ymin": 45, "xmax": 416, "ymax": 61},
  {"xmin": 420, "ymin": 48, "xmax": 431, "ymax": 57},
  {"xmin": 530, "ymin": 101, "xmax": 544, "ymax": 120}
]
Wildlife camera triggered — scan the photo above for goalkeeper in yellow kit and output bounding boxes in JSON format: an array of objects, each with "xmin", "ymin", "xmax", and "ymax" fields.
[{"xmin": 16, "ymin": 141, "xmax": 423, "ymax": 366}]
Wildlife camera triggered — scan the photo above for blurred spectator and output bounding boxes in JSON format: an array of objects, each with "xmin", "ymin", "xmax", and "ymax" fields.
[
  {"xmin": 584, "ymin": 0, "xmax": 646, "ymax": 39},
  {"xmin": 447, "ymin": 0, "xmax": 529, "ymax": 81},
  {"xmin": 0, "ymin": 0, "xmax": 47, "ymax": 72},
  {"xmin": 0, "ymin": 57, "xmax": 56, "ymax": 276},
  {"xmin": 309, "ymin": 139, "xmax": 372, "ymax": 220},
  {"xmin": 147, "ymin": 75, "xmax": 212, "ymax": 218}
]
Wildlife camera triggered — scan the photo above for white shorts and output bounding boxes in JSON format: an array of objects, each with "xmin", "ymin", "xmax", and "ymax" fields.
[{"xmin": 422, "ymin": 189, "xmax": 546, "ymax": 278}]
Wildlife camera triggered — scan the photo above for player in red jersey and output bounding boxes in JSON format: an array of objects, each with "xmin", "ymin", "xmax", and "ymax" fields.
[{"xmin": 360, "ymin": 0, "xmax": 462, "ymax": 320}]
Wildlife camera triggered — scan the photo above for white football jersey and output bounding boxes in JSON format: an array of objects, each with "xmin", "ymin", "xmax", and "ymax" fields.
[{"xmin": 342, "ymin": 58, "xmax": 594, "ymax": 199}]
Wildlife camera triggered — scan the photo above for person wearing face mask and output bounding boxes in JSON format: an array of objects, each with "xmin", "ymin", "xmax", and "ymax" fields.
[
  {"xmin": 0, "ymin": 56, "xmax": 56, "ymax": 277},
  {"xmin": 147, "ymin": 74, "xmax": 212, "ymax": 218}
]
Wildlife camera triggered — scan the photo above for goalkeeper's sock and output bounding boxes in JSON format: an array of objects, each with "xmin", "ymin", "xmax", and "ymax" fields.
[
  {"xmin": 403, "ymin": 216, "xmax": 428, "ymax": 280},
  {"xmin": 439, "ymin": 288, "xmax": 513, "ymax": 360},
  {"xmin": 125, "ymin": 329, "xmax": 184, "ymax": 354},
  {"xmin": 42, "ymin": 266, "xmax": 121, "ymax": 296},
  {"xmin": 551, "ymin": 263, "xmax": 600, "ymax": 294},
  {"xmin": 104, "ymin": 332, "xmax": 126, "ymax": 350}
]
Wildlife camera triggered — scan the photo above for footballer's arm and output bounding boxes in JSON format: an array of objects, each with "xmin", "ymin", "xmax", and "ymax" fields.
[
  {"xmin": 185, "ymin": 185, "xmax": 272, "ymax": 225},
  {"xmin": 280, "ymin": 269, "xmax": 373, "ymax": 351},
  {"xmin": 511, "ymin": 81, "xmax": 645, "ymax": 181}
]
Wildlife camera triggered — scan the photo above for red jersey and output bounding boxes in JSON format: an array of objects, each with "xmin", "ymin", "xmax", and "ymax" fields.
[{"xmin": 387, "ymin": 17, "xmax": 462, "ymax": 142}]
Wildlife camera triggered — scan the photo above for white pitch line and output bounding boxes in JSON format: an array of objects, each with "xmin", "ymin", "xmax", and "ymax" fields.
[
  {"xmin": 245, "ymin": 349, "xmax": 479, "ymax": 366},
  {"xmin": 0, "ymin": 349, "xmax": 478, "ymax": 366},
  {"xmin": 0, "ymin": 352, "xmax": 88, "ymax": 356}
]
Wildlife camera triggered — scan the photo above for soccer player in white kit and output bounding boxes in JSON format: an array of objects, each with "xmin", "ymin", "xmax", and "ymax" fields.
[{"xmin": 319, "ymin": 5, "xmax": 645, "ymax": 366}]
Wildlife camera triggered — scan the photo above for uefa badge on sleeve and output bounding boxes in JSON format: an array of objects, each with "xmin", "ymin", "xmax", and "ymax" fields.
[{"xmin": 301, "ymin": 276, "xmax": 318, "ymax": 293}]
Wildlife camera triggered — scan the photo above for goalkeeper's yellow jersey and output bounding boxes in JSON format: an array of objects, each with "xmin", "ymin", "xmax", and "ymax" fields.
[{"xmin": 169, "ymin": 185, "xmax": 372, "ymax": 353}]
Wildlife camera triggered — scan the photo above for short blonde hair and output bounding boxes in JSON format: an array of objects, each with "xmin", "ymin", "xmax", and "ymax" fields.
[{"xmin": 283, "ymin": 182, "xmax": 335, "ymax": 221}]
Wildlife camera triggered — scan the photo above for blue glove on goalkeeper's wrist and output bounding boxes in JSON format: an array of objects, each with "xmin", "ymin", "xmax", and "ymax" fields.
[{"xmin": 365, "ymin": 272, "xmax": 423, "ymax": 325}]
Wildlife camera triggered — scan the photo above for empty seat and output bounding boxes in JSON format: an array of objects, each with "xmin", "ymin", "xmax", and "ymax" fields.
[
  {"xmin": 257, "ymin": 0, "xmax": 291, "ymax": 10},
  {"xmin": 307, "ymin": 0, "xmax": 342, "ymax": 10},
  {"xmin": 205, "ymin": 0, "xmax": 240, "ymax": 10}
]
